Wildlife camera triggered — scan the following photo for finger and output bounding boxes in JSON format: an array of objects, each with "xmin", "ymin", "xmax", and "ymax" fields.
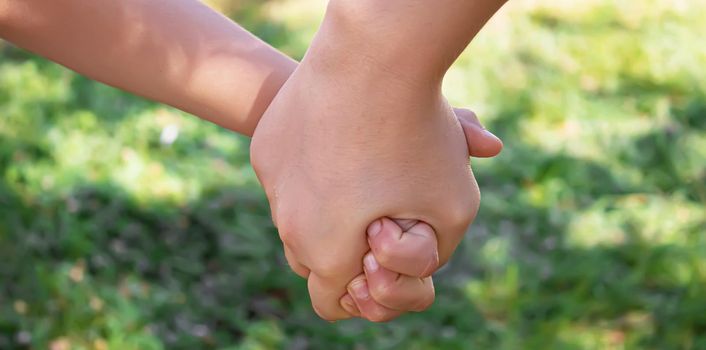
[
  {"xmin": 279, "ymin": 216, "xmax": 368, "ymax": 322},
  {"xmin": 367, "ymin": 218, "xmax": 439, "ymax": 277},
  {"xmin": 284, "ymin": 245, "xmax": 310, "ymax": 278},
  {"xmin": 339, "ymin": 293, "xmax": 361, "ymax": 317},
  {"xmin": 307, "ymin": 273, "xmax": 354, "ymax": 321},
  {"xmin": 347, "ymin": 274, "xmax": 404, "ymax": 322},
  {"xmin": 454, "ymin": 107, "xmax": 503, "ymax": 158},
  {"xmin": 364, "ymin": 252, "xmax": 435, "ymax": 311}
]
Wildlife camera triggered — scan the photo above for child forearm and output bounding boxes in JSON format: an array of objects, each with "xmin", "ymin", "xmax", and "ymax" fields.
[{"xmin": 0, "ymin": 0, "xmax": 296, "ymax": 136}]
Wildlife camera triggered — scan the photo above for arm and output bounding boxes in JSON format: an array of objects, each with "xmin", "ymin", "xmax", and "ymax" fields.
[
  {"xmin": 250, "ymin": 0, "xmax": 507, "ymax": 322},
  {"xmin": 310, "ymin": 0, "xmax": 508, "ymax": 88},
  {"xmin": 328, "ymin": 0, "xmax": 508, "ymax": 321},
  {"xmin": 0, "ymin": 0, "xmax": 504, "ymax": 322},
  {"xmin": 0, "ymin": 0, "xmax": 503, "ymax": 139},
  {"xmin": 0, "ymin": 0, "xmax": 296, "ymax": 136}
]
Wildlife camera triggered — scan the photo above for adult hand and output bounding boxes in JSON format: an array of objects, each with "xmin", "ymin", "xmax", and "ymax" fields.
[{"xmin": 251, "ymin": 48, "xmax": 501, "ymax": 320}]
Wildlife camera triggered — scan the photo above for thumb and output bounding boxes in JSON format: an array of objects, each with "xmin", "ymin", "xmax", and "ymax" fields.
[{"xmin": 454, "ymin": 108, "xmax": 503, "ymax": 158}]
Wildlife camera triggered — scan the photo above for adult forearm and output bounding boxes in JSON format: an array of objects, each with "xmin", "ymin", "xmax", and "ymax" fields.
[
  {"xmin": 309, "ymin": 0, "xmax": 507, "ymax": 87},
  {"xmin": 0, "ymin": 0, "xmax": 296, "ymax": 136}
]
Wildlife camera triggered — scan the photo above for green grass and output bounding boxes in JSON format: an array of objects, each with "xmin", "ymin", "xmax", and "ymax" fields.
[{"xmin": 1, "ymin": 0, "xmax": 705, "ymax": 349}]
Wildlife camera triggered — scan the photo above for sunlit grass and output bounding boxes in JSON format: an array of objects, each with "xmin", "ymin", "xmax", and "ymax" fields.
[{"xmin": 1, "ymin": 0, "xmax": 705, "ymax": 348}]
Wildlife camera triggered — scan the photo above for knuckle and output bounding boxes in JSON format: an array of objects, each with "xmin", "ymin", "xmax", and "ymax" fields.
[
  {"xmin": 289, "ymin": 264, "xmax": 310, "ymax": 279},
  {"xmin": 446, "ymin": 193, "xmax": 479, "ymax": 232},
  {"xmin": 275, "ymin": 212, "xmax": 302, "ymax": 248},
  {"xmin": 277, "ymin": 224, "xmax": 297, "ymax": 248},
  {"xmin": 412, "ymin": 298, "xmax": 434, "ymax": 313},
  {"xmin": 311, "ymin": 257, "xmax": 347, "ymax": 278},
  {"xmin": 412, "ymin": 291, "xmax": 436, "ymax": 312},
  {"xmin": 311, "ymin": 303, "xmax": 339, "ymax": 322},
  {"xmin": 313, "ymin": 264, "xmax": 338, "ymax": 279}
]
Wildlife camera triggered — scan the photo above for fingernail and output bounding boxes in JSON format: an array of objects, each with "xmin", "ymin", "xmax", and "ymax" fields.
[
  {"xmin": 367, "ymin": 220, "xmax": 382, "ymax": 238},
  {"xmin": 340, "ymin": 294, "xmax": 360, "ymax": 316},
  {"xmin": 364, "ymin": 253, "xmax": 379, "ymax": 272},
  {"xmin": 349, "ymin": 280, "xmax": 370, "ymax": 301}
]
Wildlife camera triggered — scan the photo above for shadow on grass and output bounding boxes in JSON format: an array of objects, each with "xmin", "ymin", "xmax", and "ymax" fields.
[
  {"xmin": 0, "ymin": 177, "xmax": 318, "ymax": 349},
  {"xmin": 2, "ymin": 76, "xmax": 705, "ymax": 348},
  {"xmin": 1, "ymin": 4, "xmax": 705, "ymax": 345},
  {"xmin": 2, "ymin": 135, "xmax": 704, "ymax": 349},
  {"xmin": 447, "ymin": 92, "xmax": 706, "ymax": 349}
]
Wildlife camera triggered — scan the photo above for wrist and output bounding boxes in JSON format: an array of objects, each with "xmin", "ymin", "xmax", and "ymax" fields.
[
  {"xmin": 304, "ymin": 0, "xmax": 453, "ymax": 88},
  {"xmin": 188, "ymin": 41, "xmax": 297, "ymax": 137}
]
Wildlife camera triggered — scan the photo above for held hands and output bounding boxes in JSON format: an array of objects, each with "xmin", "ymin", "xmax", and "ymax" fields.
[
  {"xmin": 340, "ymin": 109, "xmax": 502, "ymax": 322},
  {"xmin": 250, "ymin": 46, "xmax": 502, "ymax": 321},
  {"xmin": 1, "ymin": 0, "xmax": 506, "ymax": 323}
]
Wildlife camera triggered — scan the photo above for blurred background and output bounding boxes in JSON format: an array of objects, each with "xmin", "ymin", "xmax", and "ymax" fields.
[{"xmin": 1, "ymin": 0, "xmax": 705, "ymax": 349}]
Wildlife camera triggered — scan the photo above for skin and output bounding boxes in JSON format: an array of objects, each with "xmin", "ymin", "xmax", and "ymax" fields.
[
  {"xmin": 0, "ymin": 0, "xmax": 504, "ymax": 322},
  {"xmin": 0, "ymin": 0, "xmax": 295, "ymax": 136},
  {"xmin": 252, "ymin": 0, "xmax": 508, "ymax": 321}
]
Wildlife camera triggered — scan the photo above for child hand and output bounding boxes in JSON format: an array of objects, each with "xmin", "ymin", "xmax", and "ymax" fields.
[
  {"xmin": 340, "ymin": 218, "xmax": 438, "ymax": 322},
  {"xmin": 337, "ymin": 110, "xmax": 502, "ymax": 322}
]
